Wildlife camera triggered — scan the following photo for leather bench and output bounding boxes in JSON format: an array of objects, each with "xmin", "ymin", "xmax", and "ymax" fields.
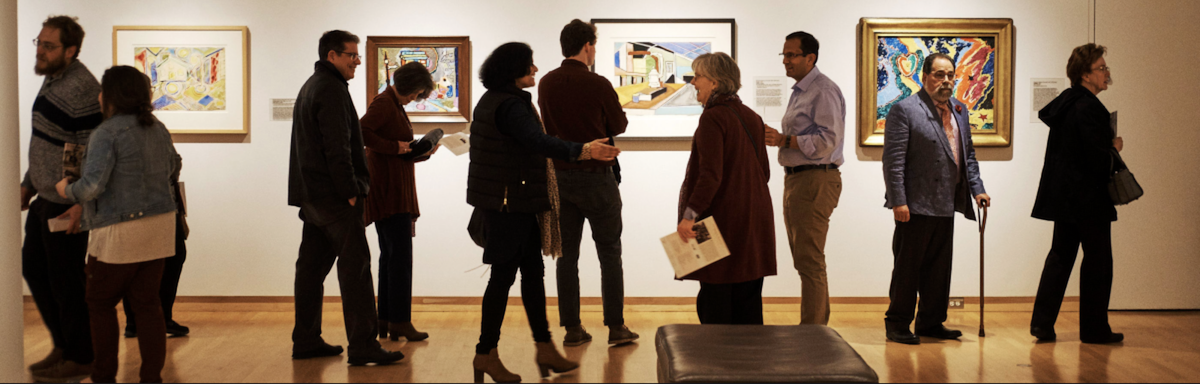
[{"xmin": 655, "ymin": 324, "xmax": 878, "ymax": 383}]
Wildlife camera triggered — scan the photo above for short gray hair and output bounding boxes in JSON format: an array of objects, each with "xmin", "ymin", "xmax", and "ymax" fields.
[{"xmin": 692, "ymin": 52, "xmax": 740, "ymax": 95}]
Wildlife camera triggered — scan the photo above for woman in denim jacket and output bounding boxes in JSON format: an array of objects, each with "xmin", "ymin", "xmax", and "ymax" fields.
[{"xmin": 55, "ymin": 65, "xmax": 180, "ymax": 384}]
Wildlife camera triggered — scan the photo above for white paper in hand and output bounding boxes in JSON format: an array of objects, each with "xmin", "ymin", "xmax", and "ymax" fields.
[
  {"xmin": 442, "ymin": 132, "xmax": 470, "ymax": 156},
  {"xmin": 48, "ymin": 217, "xmax": 72, "ymax": 233},
  {"xmin": 660, "ymin": 217, "xmax": 731, "ymax": 279}
]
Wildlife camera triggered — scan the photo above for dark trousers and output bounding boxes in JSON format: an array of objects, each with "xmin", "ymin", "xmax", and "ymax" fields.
[
  {"xmin": 696, "ymin": 278, "xmax": 765, "ymax": 325},
  {"xmin": 374, "ymin": 213, "xmax": 413, "ymax": 323},
  {"xmin": 1031, "ymin": 220, "xmax": 1114, "ymax": 336},
  {"xmin": 885, "ymin": 214, "xmax": 955, "ymax": 330},
  {"xmin": 293, "ymin": 202, "xmax": 380, "ymax": 356},
  {"xmin": 22, "ymin": 198, "xmax": 93, "ymax": 364},
  {"xmin": 125, "ymin": 213, "xmax": 187, "ymax": 327},
  {"xmin": 476, "ymin": 211, "xmax": 551, "ymax": 355},
  {"xmin": 86, "ymin": 256, "xmax": 165, "ymax": 383},
  {"xmin": 554, "ymin": 168, "xmax": 625, "ymax": 327}
]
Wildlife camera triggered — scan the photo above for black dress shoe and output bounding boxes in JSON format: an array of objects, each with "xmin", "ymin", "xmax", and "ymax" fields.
[
  {"xmin": 166, "ymin": 320, "xmax": 190, "ymax": 337},
  {"xmin": 347, "ymin": 348, "xmax": 405, "ymax": 366},
  {"xmin": 885, "ymin": 321, "xmax": 920, "ymax": 345},
  {"xmin": 1081, "ymin": 332, "xmax": 1124, "ymax": 344},
  {"xmin": 916, "ymin": 325, "xmax": 963, "ymax": 339},
  {"xmin": 292, "ymin": 343, "xmax": 344, "ymax": 359},
  {"xmin": 1030, "ymin": 326, "xmax": 1057, "ymax": 341}
]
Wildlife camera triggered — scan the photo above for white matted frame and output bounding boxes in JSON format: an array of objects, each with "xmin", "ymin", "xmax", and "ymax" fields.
[
  {"xmin": 113, "ymin": 26, "xmax": 249, "ymax": 135},
  {"xmin": 591, "ymin": 19, "xmax": 736, "ymax": 140}
]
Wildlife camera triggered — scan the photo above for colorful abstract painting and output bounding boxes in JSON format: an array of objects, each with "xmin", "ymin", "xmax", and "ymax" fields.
[
  {"xmin": 610, "ymin": 42, "xmax": 710, "ymax": 115},
  {"xmin": 134, "ymin": 46, "xmax": 226, "ymax": 111},
  {"xmin": 875, "ymin": 36, "xmax": 996, "ymax": 132},
  {"xmin": 377, "ymin": 47, "xmax": 459, "ymax": 113}
]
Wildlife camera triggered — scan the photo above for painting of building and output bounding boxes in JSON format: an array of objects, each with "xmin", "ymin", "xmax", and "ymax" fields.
[
  {"xmin": 134, "ymin": 46, "xmax": 227, "ymax": 111},
  {"xmin": 612, "ymin": 42, "xmax": 710, "ymax": 115}
]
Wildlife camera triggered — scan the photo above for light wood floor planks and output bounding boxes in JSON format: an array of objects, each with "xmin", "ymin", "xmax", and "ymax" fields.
[{"xmin": 20, "ymin": 303, "xmax": 1200, "ymax": 383}]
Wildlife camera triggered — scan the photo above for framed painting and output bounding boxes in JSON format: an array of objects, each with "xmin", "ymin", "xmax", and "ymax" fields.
[
  {"xmin": 857, "ymin": 18, "xmax": 1014, "ymax": 147},
  {"xmin": 366, "ymin": 36, "xmax": 471, "ymax": 123},
  {"xmin": 591, "ymin": 19, "xmax": 736, "ymax": 139},
  {"xmin": 113, "ymin": 26, "xmax": 249, "ymax": 134}
]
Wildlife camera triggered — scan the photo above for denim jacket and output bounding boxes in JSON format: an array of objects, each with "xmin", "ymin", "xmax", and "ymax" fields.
[{"xmin": 64, "ymin": 114, "xmax": 180, "ymax": 230}]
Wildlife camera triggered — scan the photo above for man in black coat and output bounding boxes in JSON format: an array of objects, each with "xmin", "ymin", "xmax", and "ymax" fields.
[{"xmin": 287, "ymin": 30, "xmax": 403, "ymax": 365}]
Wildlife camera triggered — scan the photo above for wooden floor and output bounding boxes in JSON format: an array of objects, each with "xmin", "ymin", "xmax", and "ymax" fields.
[{"xmin": 21, "ymin": 302, "xmax": 1200, "ymax": 383}]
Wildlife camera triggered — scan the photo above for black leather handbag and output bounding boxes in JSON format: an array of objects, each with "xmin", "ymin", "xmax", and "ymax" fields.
[{"xmin": 1107, "ymin": 148, "xmax": 1143, "ymax": 205}]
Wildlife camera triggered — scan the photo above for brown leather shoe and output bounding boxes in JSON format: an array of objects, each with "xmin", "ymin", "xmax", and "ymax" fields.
[
  {"xmin": 608, "ymin": 325, "xmax": 639, "ymax": 345},
  {"xmin": 31, "ymin": 359, "xmax": 92, "ymax": 383},
  {"xmin": 562, "ymin": 325, "xmax": 592, "ymax": 347},
  {"xmin": 390, "ymin": 321, "xmax": 429, "ymax": 342},
  {"xmin": 473, "ymin": 348, "xmax": 520, "ymax": 383},
  {"xmin": 534, "ymin": 341, "xmax": 579, "ymax": 378},
  {"xmin": 28, "ymin": 347, "xmax": 62, "ymax": 371}
]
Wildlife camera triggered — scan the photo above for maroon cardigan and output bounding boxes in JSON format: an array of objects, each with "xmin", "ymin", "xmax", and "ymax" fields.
[
  {"xmin": 361, "ymin": 88, "xmax": 420, "ymax": 225},
  {"xmin": 677, "ymin": 94, "xmax": 776, "ymax": 284}
]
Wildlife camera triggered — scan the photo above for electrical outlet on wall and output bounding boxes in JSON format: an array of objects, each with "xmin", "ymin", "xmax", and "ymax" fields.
[{"xmin": 948, "ymin": 297, "xmax": 965, "ymax": 309}]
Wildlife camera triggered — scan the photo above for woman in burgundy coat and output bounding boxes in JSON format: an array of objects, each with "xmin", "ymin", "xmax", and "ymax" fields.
[
  {"xmin": 676, "ymin": 52, "xmax": 777, "ymax": 325},
  {"xmin": 360, "ymin": 61, "xmax": 437, "ymax": 341}
]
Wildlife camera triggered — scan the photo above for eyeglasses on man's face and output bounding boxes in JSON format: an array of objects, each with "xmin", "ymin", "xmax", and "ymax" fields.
[
  {"xmin": 33, "ymin": 38, "xmax": 61, "ymax": 51},
  {"xmin": 928, "ymin": 71, "xmax": 956, "ymax": 81},
  {"xmin": 336, "ymin": 51, "xmax": 361, "ymax": 61},
  {"xmin": 779, "ymin": 52, "xmax": 809, "ymax": 60}
]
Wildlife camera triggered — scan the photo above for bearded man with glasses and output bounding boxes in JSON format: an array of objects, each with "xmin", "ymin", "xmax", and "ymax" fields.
[{"xmin": 881, "ymin": 52, "xmax": 990, "ymax": 345}]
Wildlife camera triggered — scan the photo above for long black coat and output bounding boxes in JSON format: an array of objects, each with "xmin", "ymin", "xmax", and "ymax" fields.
[{"xmin": 1032, "ymin": 85, "xmax": 1117, "ymax": 222}]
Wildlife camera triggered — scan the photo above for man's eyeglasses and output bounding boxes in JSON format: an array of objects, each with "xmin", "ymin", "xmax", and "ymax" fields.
[
  {"xmin": 336, "ymin": 51, "xmax": 361, "ymax": 60},
  {"xmin": 779, "ymin": 52, "xmax": 809, "ymax": 59},
  {"xmin": 928, "ymin": 71, "xmax": 956, "ymax": 81},
  {"xmin": 33, "ymin": 38, "xmax": 61, "ymax": 51}
]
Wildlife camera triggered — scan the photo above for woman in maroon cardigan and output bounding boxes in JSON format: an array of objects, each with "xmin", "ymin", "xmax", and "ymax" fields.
[
  {"xmin": 361, "ymin": 61, "xmax": 437, "ymax": 341},
  {"xmin": 675, "ymin": 52, "xmax": 777, "ymax": 325}
]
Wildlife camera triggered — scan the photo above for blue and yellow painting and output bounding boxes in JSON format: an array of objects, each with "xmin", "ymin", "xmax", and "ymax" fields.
[
  {"xmin": 610, "ymin": 42, "xmax": 710, "ymax": 115},
  {"xmin": 134, "ymin": 46, "xmax": 226, "ymax": 111},
  {"xmin": 876, "ymin": 36, "xmax": 996, "ymax": 132},
  {"xmin": 377, "ymin": 47, "xmax": 459, "ymax": 113}
]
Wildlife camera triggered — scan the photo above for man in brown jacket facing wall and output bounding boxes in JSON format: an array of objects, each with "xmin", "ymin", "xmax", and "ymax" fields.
[{"xmin": 538, "ymin": 19, "xmax": 638, "ymax": 347}]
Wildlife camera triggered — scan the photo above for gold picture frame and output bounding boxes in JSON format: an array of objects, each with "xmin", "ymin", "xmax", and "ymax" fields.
[
  {"xmin": 366, "ymin": 36, "xmax": 471, "ymax": 123},
  {"xmin": 857, "ymin": 18, "xmax": 1014, "ymax": 147},
  {"xmin": 113, "ymin": 26, "xmax": 250, "ymax": 135}
]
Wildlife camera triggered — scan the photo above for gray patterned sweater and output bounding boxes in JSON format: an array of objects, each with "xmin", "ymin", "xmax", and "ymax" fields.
[{"xmin": 22, "ymin": 60, "xmax": 103, "ymax": 205}]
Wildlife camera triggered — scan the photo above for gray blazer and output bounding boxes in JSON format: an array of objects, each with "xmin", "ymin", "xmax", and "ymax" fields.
[{"xmin": 883, "ymin": 90, "xmax": 986, "ymax": 221}]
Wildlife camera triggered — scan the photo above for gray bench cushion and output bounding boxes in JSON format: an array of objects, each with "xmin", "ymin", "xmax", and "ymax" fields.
[{"xmin": 655, "ymin": 324, "xmax": 878, "ymax": 383}]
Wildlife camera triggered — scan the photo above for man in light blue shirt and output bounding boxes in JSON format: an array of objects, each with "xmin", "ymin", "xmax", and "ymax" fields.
[{"xmin": 764, "ymin": 31, "xmax": 845, "ymax": 325}]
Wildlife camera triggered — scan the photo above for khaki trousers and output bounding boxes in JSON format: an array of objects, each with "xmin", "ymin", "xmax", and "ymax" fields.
[{"xmin": 783, "ymin": 169, "xmax": 842, "ymax": 325}]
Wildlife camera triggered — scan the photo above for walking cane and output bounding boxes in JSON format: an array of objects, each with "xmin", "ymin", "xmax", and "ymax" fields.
[{"xmin": 977, "ymin": 202, "xmax": 988, "ymax": 337}]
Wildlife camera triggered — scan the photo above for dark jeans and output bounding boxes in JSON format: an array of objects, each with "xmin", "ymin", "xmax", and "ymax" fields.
[
  {"xmin": 1031, "ymin": 220, "xmax": 1114, "ymax": 337},
  {"xmin": 293, "ymin": 201, "xmax": 381, "ymax": 356},
  {"xmin": 374, "ymin": 213, "xmax": 413, "ymax": 323},
  {"xmin": 86, "ymin": 256, "xmax": 165, "ymax": 383},
  {"xmin": 22, "ymin": 198, "xmax": 93, "ymax": 364},
  {"xmin": 476, "ymin": 211, "xmax": 551, "ymax": 355},
  {"xmin": 885, "ymin": 214, "xmax": 955, "ymax": 331},
  {"xmin": 554, "ymin": 168, "xmax": 624, "ymax": 327},
  {"xmin": 696, "ymin": 277, "xmax": 765, "ymax": 325},
  {"xmin": 125, "ymin": 213, "xmax": 187, "ymax": 327}
]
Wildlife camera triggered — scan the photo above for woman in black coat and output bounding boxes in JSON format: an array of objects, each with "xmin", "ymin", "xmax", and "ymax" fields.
[
  {"xmin": 1030, "ymin": 43, "xmax": 1125, "ymax": 344},
  {"xmin": 466, "ymin": 42, "xmax": 619, "ymax": 383}
]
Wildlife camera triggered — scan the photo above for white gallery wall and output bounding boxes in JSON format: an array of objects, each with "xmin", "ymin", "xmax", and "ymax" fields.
[{"xmin": 12, "ymin": 0, "xmax": 1199, "ymax": 309}]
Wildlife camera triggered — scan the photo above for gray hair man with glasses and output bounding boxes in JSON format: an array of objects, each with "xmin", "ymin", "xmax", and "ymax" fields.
[
  {"xmin": 23, "ymin": 15, "xmax": 102, "ymax": 382},
  {"xmin": 763, "ymin": 31, "xmax": 845, "ymax": 326},
  {"xmin": 881, "ymin": 52, "xmax": 989, "ymax": 345}
]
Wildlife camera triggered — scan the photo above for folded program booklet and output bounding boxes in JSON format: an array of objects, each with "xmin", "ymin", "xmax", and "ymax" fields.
[{"xmin": 660, "ymin": 216, "xmax": 730, "ymax": 279}]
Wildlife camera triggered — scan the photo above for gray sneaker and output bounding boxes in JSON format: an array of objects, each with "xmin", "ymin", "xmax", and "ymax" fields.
[
  {"xmin": 31, "ymin": 359, "xmax": 92, "ymax": 383},
  {"xmin": 608, "ymin": 325, "xmax": 639, "ymax": 345},
  {"xmin": 562, "ymin": 325, "xmax": 593, "ymax": 347}
]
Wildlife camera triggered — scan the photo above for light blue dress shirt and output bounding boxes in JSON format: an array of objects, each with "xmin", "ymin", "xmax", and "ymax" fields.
[{"xmin": 778, "ymin": 66, "xmax": 846, "ymax": 167}]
